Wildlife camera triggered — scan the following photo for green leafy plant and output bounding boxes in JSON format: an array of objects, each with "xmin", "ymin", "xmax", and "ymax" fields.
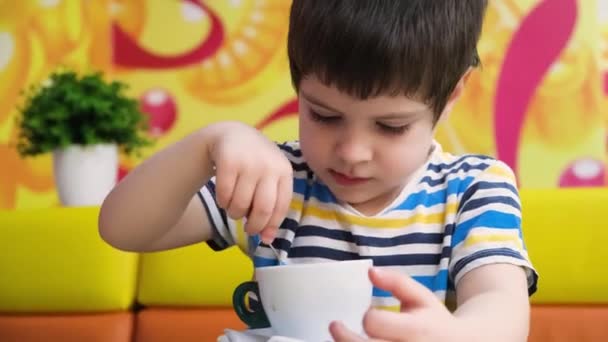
[{"xmin": 15, "ymin": 68, "xmax": 152, "ymax": 157}]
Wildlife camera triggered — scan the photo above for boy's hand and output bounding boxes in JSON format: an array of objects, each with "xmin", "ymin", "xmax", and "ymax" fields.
[
  {"xmin": 208, "ymin": 122, "xmax": 293, "ymax": 244},
  {"xmin": 330, "ymin": 268, "xmax": 467, "ymax": 342}
]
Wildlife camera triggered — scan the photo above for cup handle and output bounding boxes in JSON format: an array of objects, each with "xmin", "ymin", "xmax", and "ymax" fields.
[{"xmin": 232, "ymin": 281, "xmax": 271, "ymax": 329}]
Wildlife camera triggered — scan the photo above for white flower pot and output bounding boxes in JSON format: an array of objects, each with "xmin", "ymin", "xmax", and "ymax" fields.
[{"xmin": 52, "ymin": 144, "xmax": 118, "ymax": 206}]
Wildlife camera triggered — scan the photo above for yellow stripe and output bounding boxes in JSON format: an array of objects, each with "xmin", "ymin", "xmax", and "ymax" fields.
[
  {"xmin": 464, "ymin": 233, "xmax": 523, "ymax": 249},
  {"xmin": 290, "ymin": 198, "xmax": 458, "ymax": 229},
  {"xmin": 235, "ymin": 219, "xmax": 248, "ymax": 252},
  {"xmin": 485, "ymin": 164, "xmax": 515, "ymax": 181},
  {"xmin": 375, "ymin": 305, "xmax": 400, "ymax": 312}
]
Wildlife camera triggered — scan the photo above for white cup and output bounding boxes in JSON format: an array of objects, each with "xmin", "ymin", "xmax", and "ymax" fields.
[{"xmin": 234, "ymin": 259, "xmax": 373, "ymax": 341}]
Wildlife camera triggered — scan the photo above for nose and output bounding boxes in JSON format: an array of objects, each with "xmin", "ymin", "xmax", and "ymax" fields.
[{"xmin": 334, "ymin": 129, "xmax": 373, "ymax": 165}]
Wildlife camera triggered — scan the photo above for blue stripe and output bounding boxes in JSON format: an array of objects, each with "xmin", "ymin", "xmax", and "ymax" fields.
[
  {"xmin": 372, "ymin": 270, "xmax": 450, "ymax": 296},
  {"xmin": 391, "ymin": 177, "xmax": 476, "ymax": 211},
  {"xmin": 373, "ymin": 287, "xmax": 393, "ymax": 297},
  {"xmin": 293, "ymin": 178, "xmax": 337, "ymax": 203},
  {"xmin": 253, "ymin": 256, "xmax": 280, "ymax": 268},
  {"xmin": 452, "ymin": 210, "xmax": 522, "ymax": 246},
  {"xmin": 296, "ymin": 226, "xmax": 444, "ymax": 247},
  {"xmin": 413, "ymin": 270, "xmax": 449, "ymax": 292}
]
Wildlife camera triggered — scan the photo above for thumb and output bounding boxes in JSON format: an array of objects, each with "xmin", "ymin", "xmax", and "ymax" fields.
[{"xmin": 369, "ymin": 267, "xmax": 440, "ymax": 309}]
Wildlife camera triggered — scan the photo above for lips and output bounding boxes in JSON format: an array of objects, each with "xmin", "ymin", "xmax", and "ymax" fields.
[{"xmin": 329, "ymin": 169, "xmax": 370, "ymax": 186}]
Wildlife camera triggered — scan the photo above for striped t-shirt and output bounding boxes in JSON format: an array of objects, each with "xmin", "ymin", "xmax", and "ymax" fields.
[{"xmin": 200, "ymin": 140, "xmax": 538, "ymax": 311}]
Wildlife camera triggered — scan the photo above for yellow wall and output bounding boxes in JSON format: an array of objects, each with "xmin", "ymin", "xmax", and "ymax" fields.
[{"xmin": 0, "ymin": 0, "xmax": 606, "ymax": 209}]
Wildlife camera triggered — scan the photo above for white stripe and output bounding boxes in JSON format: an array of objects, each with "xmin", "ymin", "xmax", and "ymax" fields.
[
  {"xmin": 299, "ymin": 214, "xmax": 448, "ymax": 238},
  {"xmin": 200, "ymin": 187, "xmax": 234, "ymax": 246},
  {"xmin": 292, "ymin": 235, "xmax": 445, "ymax": 256}
]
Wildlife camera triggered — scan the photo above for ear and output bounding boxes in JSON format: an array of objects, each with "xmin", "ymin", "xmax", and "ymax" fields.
[{"xmin": 437, "ymin": 67, "xmax": 474, "ymax": 123}]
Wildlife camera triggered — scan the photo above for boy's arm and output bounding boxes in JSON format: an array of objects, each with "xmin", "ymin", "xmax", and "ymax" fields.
[
  {"xmin": 98, "ymin": 126, "xmax": 219, "ymax": 252},
  {"xmin": 454, "ymin": 263, "xmax": 530, "ymax": 341}
]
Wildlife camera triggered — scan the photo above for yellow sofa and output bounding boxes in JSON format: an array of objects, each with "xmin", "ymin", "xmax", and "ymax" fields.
[{"xmin": 0, "ymin": 188, "xmax": 607, "ymax": 341}]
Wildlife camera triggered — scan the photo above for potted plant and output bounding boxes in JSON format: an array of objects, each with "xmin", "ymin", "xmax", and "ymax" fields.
[{"xmin": 15, "ymin": 68, "xmax": 151, "ymax": 206}]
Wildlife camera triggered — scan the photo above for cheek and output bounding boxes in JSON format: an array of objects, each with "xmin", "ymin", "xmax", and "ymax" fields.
[{"xmin": 298, "ymin": 118, "xmax": 325, "ymax": 162}]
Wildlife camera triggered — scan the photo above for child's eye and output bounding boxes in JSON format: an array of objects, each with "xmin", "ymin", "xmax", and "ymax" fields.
[
  {"xmin": 309, "ymin": 110, "xmax": 340, "ymax": 124},
  {"xmin": 376, "ymin": 122, "xmax": 410, "ymax": 135}
]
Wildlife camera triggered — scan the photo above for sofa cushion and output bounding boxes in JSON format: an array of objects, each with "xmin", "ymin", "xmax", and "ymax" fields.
[
  {"xmin": 0, "ymin": 312, "xmax": 133, "ymax": 342},
  {"xmin": 137, "ymin": 244, "xmax": 252, "ymax": 306},
  {"xmin": 134, "ymin": 308, "xmax": 246, "ymax": 342},
  {"xmin": 529, "ymin": 305, "xmax": 608, "ymax": 341},
  {"xmin": 521, "ymin": 188, "xmax": 608, "ymax": 303},
  {"xmin": 0, "ymin": 207, "xmax": 139, "ymax": 312}
]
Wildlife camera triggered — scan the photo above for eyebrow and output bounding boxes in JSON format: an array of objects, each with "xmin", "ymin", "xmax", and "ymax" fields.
[{"xmin": 300, "ymin": 91, "xmax": 427, "ymax": 119}]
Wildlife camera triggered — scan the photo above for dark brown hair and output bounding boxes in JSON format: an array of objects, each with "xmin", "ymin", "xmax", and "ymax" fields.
[{"xmin": 288, "ymin": 0, "xmax": 488, "ymax": 120}]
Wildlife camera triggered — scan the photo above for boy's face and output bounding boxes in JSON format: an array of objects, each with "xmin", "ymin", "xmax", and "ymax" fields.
[{"xmin": 298, "ymin": 76, "xmax": 437, "ymax": 215}]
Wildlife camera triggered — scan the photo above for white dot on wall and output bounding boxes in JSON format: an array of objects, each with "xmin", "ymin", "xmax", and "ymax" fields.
[
  {"xmin": 233, "ymin": 40, "xmax": 248, "ymax": 55},
  {"xmin": 251, "ymin": 11, "xmax": 264, "ymax": 23},
  {"xmin": 201, "ymin": 60, "xmax": 213, "ymax": 69},
  {"xmin": 218, "ymin": 52, "xmax": 232, "ymax": 67},
  {"xmin": 599, "ymin": 0, "xmax": 608, "ymax": 22},
  {"xmin": 181, "ymin": 1, "xmax": 207, "ymax": 23},
  {"xmin": 0, "ymin": 33, "xmax": 14, "ymax": 71},
  {"xmin": 243, "ymin": 27, "xmax": 257, "ymax": 38},
  {"xmin": 109, "ymin": 2, "xmax": 123, "ymax": 15},
  {"xmin": 145, "ymin": 89, "xmax": 169, "ymax": 106},
  {"xmin": 229, "ymin": 0, "xmax": 243, "ymax": 7},
  {"xmin": 39, "ymin": 0, "xmax": 61, "ymax": 8},
  {"xmin": 572, "ymin": 159, "xmax": 602, "ymax": 179}
]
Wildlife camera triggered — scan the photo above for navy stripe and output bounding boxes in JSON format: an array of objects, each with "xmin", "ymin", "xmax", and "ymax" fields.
[
  {"xmin": 280, "ymin": 217, "xmax": 300, "ymax": 232},
  {"xmin": 458, "ymin": 181, "xmax": 519, "ymax": 213},
  {"xmin": 372, "ymin": 253, "xmax": 442, "ymax": 266},
  {"xmin": 197, "ymin": 190, "xmax": 229, "ymax": 251},
  {"xmin": 418, "ymin": 175, "xmax": 447, "ymax": 188},
  {"xmin": 422, "ymin": 163, "xmax": 489, "ymax": 186},
  {"xmin": 452, "ymin": 247, "xmax": 525, "ymax": 279},
  {"xmin": 295, "ymin": 226, "xmax": 444, "ymax": 247},
  {"xmin": 289, "ymin": 246, "xmax": 443, "ymax": 266},
  {"xmin": 277, "ymin": 142, "xmax": 303, "ymax": 157},
  {"xmin": 291, "ymin": 162, "xmax": 310, "ymax": 173},
  {"xmin": 269, "ymin": 237, "xmax": 292, "ymax": 252},
  {"xmin": 460, "ymin": 195, "xmax": 521, "ymax": 214},
  {"xmin": 426, "ymin": 156, "xmax": 492, "ymax": 173},
  {"xmin": 289, "ymin": 246, "xmax": 362, "ymax": 260}
]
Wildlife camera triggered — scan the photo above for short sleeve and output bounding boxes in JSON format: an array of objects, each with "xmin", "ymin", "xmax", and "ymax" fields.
[
  {"xmin": 449, "ymin": 160, "xmax": 538, "ymax": 295},
  {"xmin": 197, "ymin": 178, "xmax": 253, "ymax": 255},
  {"xmin": 197, "ymin": 140, "xmax": 305, "ymax": 257}
]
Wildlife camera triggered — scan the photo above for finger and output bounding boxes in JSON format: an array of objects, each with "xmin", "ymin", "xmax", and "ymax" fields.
[
  {"xmin": 329, "ymin": 321, "xmax": 370, "ymax": 342},
  {"xmin": 245, "ymin": 177, "xmax": 277, "ymax": 236},
  {"xmin": 260, "ymin": 174, "xmax": 292, "ymax": 244},
  {"xmin": 226, "ymin": 173, "xmax": 256, "ymax": 219},
  {"xmin": 369, "ymin": 267, "xmax": 440, "ymax": 309},
  {"xmin": 214, "ymin": 164, "xmax": 237, "ymax": 210},
  {"xmin": 363, "ymin": 308, "xmax": 416, "ymax": 340}
]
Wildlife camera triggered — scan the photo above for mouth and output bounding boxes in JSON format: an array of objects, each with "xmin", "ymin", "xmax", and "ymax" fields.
[{"xmin": 329, "ymin": 169, "xmax": 371, "ymax": 186}]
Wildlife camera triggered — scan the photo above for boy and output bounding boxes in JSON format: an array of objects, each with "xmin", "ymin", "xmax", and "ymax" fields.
[{"xmin": 99, "ymin": 1, "xmax": 538, "ymax": 341}]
